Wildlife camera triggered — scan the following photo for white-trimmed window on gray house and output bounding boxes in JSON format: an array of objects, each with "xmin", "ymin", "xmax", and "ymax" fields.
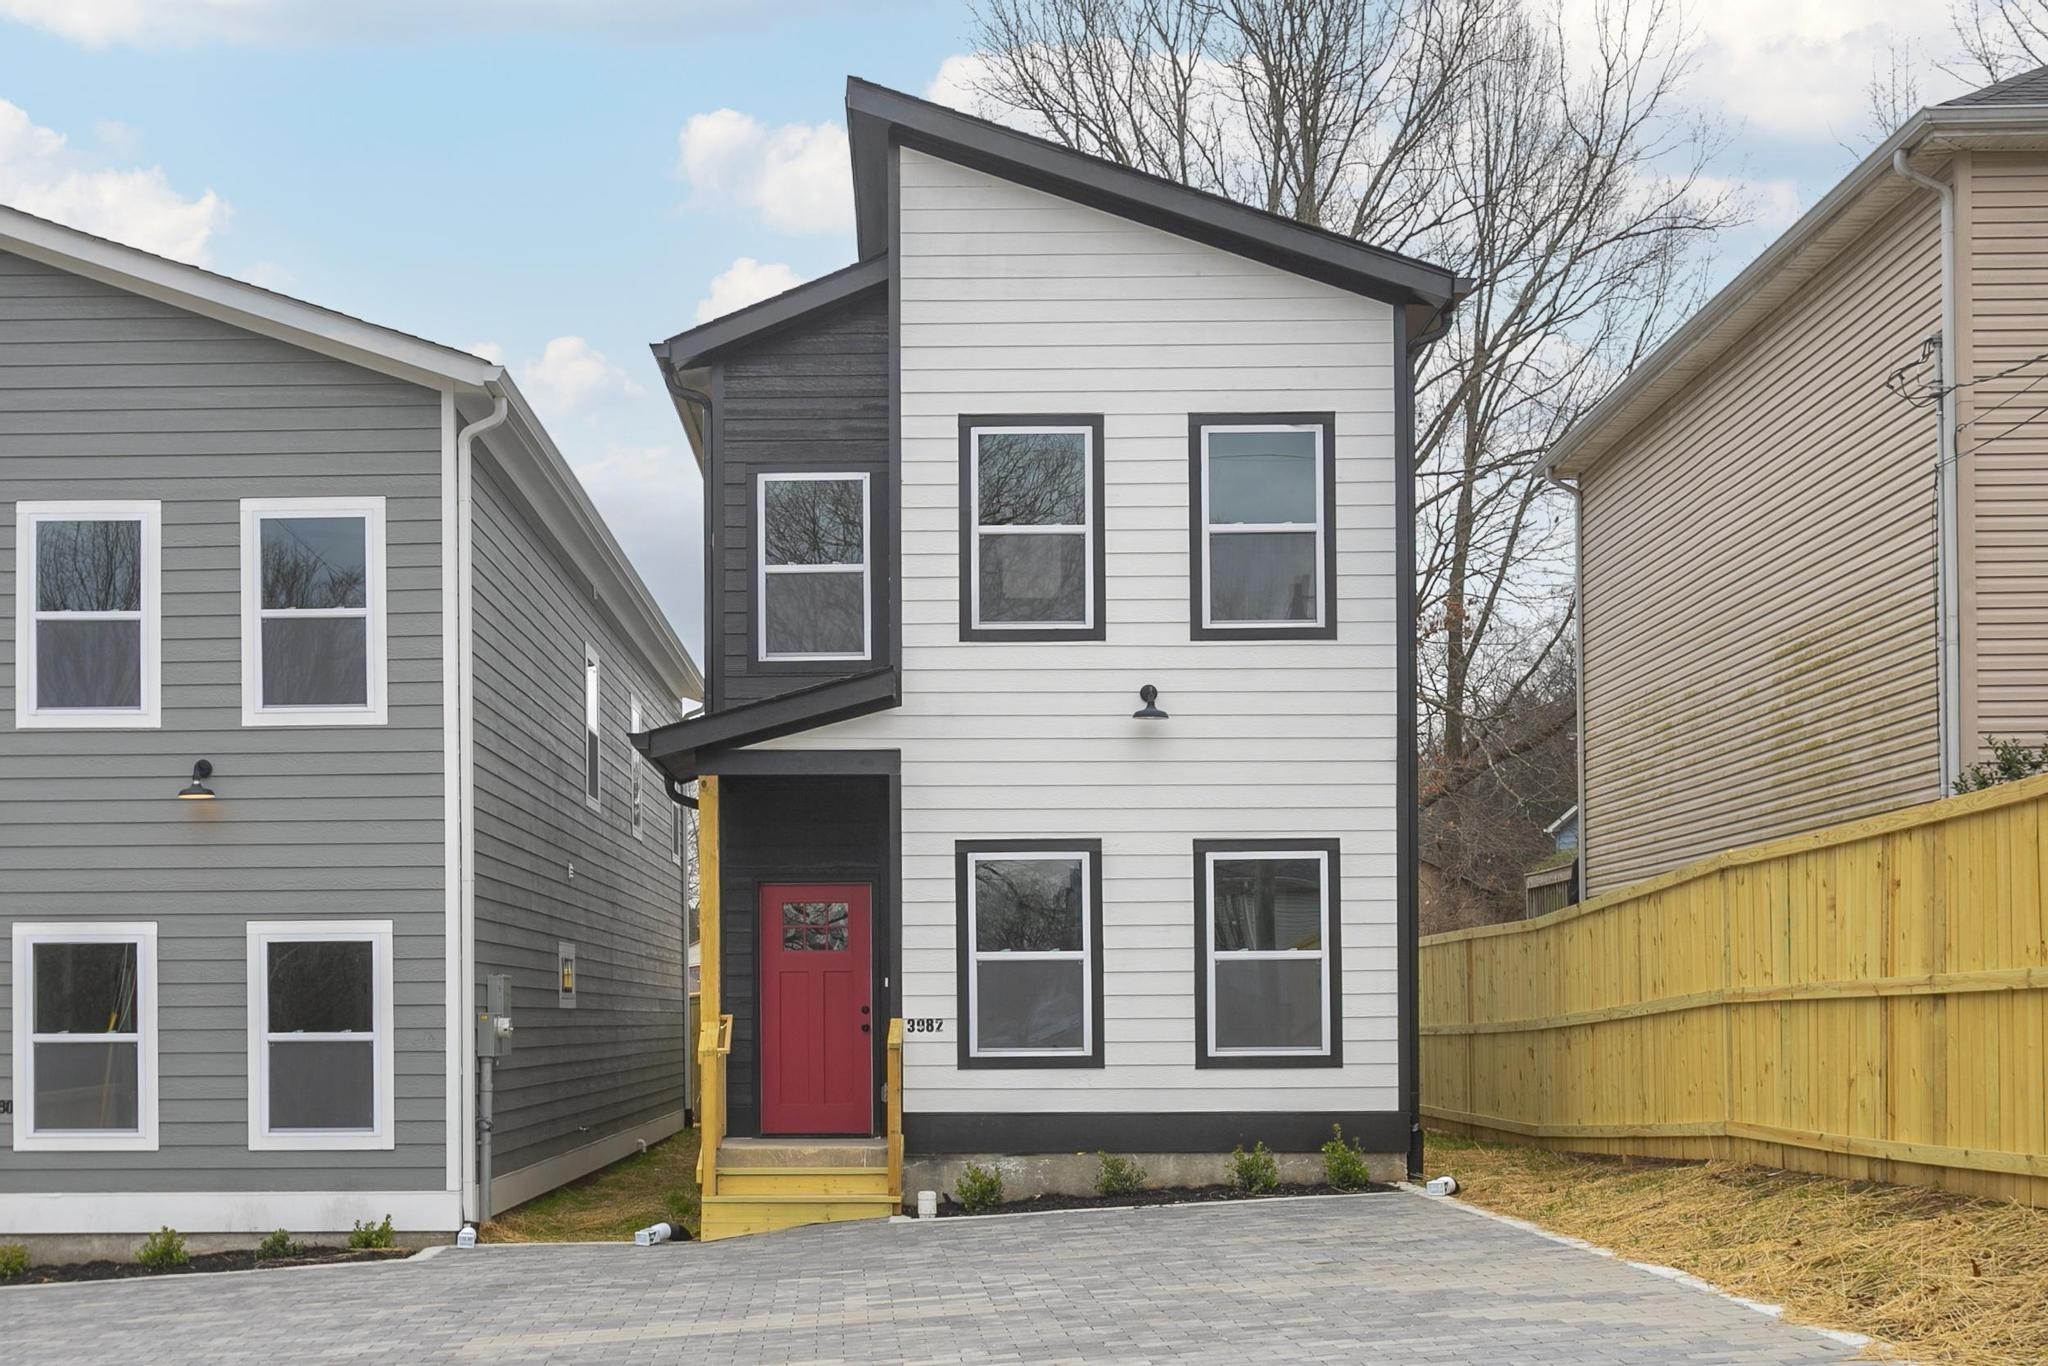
[
  {"xmin": 757, "ymin": 471, "xmax": 870, "ymax": 661},
  {"xmin": 1192, "ymin": 417, "xmax": 1335, "ymax": 638},
  {"xmin": 14, "ymin": 501, "xmax": 161, "ymax": 729},
  {"xmin": 240, "ymin": 497, "xmax": 387, "ymax": 725},
  {"xmin": 958, "ymin": 841, "xmax": 1104, "ymax": 1068},
  {"xmin": 246, "ymin": 921, "xmax": 394, "ymax": 1151},
  {"xmin": 1196, "ymin": 841, "xmax": 1341, "ymax": 1067},
  {"xmin": 11, "ymin": 922, "xmax": 159, "ymax": 1152},
  {"xmin": 583, "ymin": 645, "xmax": 603, "ymax": 811},
  {"xmin": 629, "ymin": 693, "xmax": 645, "ymax": 839},
  {"xmin": 961, "ymin": 419, "xmax": 1102, "ymax": 638}
]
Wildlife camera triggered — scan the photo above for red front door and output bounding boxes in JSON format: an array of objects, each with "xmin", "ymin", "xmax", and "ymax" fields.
[{"xmin": 759, "ymin": 883, "xmax": 873, "ymax": 1135}]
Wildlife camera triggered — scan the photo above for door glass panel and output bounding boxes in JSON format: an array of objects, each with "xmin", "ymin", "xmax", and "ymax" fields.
[{"xmin": 782, "ymin": 901, "xmax": 849, "ymax": 951}]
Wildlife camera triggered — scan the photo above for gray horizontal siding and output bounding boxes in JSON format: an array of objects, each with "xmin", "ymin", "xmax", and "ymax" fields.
[
  {"xmin": 0, "ymin": 248, "xmax": 448, "ymax": 1193},
  {"xmin": 468, "ymin": 446, "xmax": 686, "ymax": 1185}
]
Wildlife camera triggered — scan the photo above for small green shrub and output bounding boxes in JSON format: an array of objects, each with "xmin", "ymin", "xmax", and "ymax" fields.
[
  {"xmin": 955, "ymin": 1162, "xmax": 1005, "ymax": 1213},
  {"xmin": 346, "ymin": 1215, "xmax": 396, "ymax": 1250},
  {"xmin": 1094, "ymin": 1151, "xmax": 1147, "ymax": 1197},
  {"xmin": 254, "ymin": 1228, "xmax": 302, "ymax": 1261},
  {"xmin": 137, "ymin": 1226, "xmax": 189, "ymax": 1271},
  {"xmin": 1954, "ymin": 736, "xmax": 2048, "ymax": 794},
  {"xmin": 1228, "ymin": 1142, "xmax": 1279, "ymax": 1195},
  {"xmin": 1321, "ymin": 1124, "xmax": 1374, "ymax": 1191},
  {"xmin": 0, "ymin": 1243, "xmax": 28, "ymax": 1279}
]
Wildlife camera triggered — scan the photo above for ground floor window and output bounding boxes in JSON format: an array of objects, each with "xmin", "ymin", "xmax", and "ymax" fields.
[
  {"xmin": 11, "ymin": 922, "xmax": 158, "ymax": 1151},
  {"xmin": 1195, "ymin": 840, "xmax": 1341, "ymax": 1066},
  {"xmin": 956, "ymin": 840, "xmax": 1104, "ymax": 1067},
  {"xmin": 246, "ymin": 920, "xmax": 394, "ymax": 1150}
]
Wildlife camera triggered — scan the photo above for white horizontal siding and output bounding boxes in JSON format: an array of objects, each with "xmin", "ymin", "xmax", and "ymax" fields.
[{"xmin": 758, "ymin": 147, "xmax": 1400, "ymax": 1120}]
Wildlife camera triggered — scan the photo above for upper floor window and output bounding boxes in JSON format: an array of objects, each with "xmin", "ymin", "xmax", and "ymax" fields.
[
  {"xmin": 1195, "ymin": 840, "xmax": 1341, "ymax": 1067},
  {"xmin": 629, "ymin": 693, "xmax": 645, "ymax": 839},
  {"xmin": 957, "ymin": 840, "xmax": 1104, "ymax": 1068},
  {"xmin": 247, "ymin": 920, "xmax": 393, "ymax": 1151},
  {"xmin": 1190, "ymin": 416, "xmax": 1336, "ymax": 640},
  {"xmin": 12, "ymin": 922, "xmax": 159, "ymax": 1152},
  {"xmin": 583, "ymin": 646, "xmax": 602, "ymax": 812},
  {"xmin": 241, "ymin": 497, "xmax": 387, "ymax": 725},
  {"xmin": 960, "ymin": 418, "xmax": 1104, "ymax": 640},
  {"xmin": 15, "ymin": 501, "xmax": 161, "ymax": 729},
  {"xmin": 758, "ymin": 472, "xmax": 869, "ymax": 662}
]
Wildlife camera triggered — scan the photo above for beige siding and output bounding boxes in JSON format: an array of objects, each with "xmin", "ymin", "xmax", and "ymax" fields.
[
  {"xmin": 1961, "ymin": 152, "xmax": 2048, "ymax": 748},
  {"xmin": 1580, "ymin": 199, "xmax": 1944, "ymax": 894}
]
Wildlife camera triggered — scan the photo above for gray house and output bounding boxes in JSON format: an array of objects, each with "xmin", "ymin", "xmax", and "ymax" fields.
[{"xmin": 0, "ymin": 206, "xmax": 701, "ymax": 1242}]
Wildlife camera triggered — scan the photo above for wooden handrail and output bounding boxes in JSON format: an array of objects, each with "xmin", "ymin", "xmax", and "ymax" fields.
[{"xmin": 885, "ymin": 1017, "xmax": 904, "ymax": 1200}]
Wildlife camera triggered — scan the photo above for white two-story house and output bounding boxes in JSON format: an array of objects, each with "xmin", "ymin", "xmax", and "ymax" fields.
[{"xmin": 636, "ymin": 78, "xmax": 1464, "ymax": 1239}]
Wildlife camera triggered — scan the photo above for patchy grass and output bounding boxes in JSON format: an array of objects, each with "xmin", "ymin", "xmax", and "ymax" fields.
[
  {"xmin": 1426, "ymin": 1131, "xmax": 2048, "ymax": 1365},
  {"xmin": 484, "ymin": 1128, "xmax": 700, "ymax": 1244}
]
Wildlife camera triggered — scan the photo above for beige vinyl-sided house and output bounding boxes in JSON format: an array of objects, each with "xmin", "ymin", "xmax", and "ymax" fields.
[{"xmin": 1542, "ymin": 67, "xmax": 2048, "ymax": 897}]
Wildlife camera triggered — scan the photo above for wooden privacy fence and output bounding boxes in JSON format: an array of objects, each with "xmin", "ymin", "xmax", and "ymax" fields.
[{"xmin": 1421, "ymin": 772, "xmax": 2048, "ymax": 1207}]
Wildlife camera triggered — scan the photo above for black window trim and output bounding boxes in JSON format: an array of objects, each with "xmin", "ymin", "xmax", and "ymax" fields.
[
  {"xmin": 1192, "ymin": 836, "xmax": 1344, "ymax": 1069},
  {"xmin": 957, "ymin": 414, "xmax": 1108, "ymax": 642},
  {"xmin": 1187, "ymin": 412, "xmax": 1339, "ymax": 641},
  {"xmin": 954, "ymin": 837, "xmax": 1107, "ymax": 1069}
]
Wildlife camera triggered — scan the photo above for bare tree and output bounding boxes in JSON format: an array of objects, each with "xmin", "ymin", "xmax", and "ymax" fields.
[
  {"xmin": 965, "ymin": 0, "xmax": 1739, "ymax": 862},
  {"xmin": 1954, "ymin": 0, "xmax": 2048, "ymax": 80}
]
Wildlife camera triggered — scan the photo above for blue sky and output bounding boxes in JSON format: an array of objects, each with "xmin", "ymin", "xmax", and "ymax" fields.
[{"xmin": 0, "ymin": 0, "xmax": 1988, "ymax": 670}]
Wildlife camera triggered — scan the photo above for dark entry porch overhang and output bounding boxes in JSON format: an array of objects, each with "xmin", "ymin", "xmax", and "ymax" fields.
[{"xmin": 631, "ymin": 666, "xmax": 899, "ymax": 785}]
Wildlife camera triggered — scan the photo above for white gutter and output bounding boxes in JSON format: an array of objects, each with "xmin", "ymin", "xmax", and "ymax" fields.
[
  {"xmin": 1891, "ymin": 149, "xmax": 1964, "ymax": 792},
  {"xmin": 453, "ymin": 394, "xmax": 510, "ymax": 1224}
]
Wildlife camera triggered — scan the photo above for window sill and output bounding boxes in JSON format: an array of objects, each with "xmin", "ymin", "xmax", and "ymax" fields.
[{"xmin": 247, "ymin": 1132, "xmax": 394, "ymax": 1153}]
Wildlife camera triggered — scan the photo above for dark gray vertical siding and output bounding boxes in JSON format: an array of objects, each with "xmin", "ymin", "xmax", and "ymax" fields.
[
  {"xmin": 468, "ymin": 449, "xmax": 687, "ymax": 1178},
  {"xmin": 0, "ymin": 249, "xmax": 448, "ymax": 1192},
  {"xmin": 712, "ymin": 289, "xmax": 890, "ymax": 707},
  {"xmin": 717, "ymin": 773, "xmax": 888, "ymax": 1137}
]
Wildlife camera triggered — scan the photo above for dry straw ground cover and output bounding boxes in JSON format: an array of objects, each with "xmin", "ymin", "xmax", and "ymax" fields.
[
  {"xmin": 484, "ymin": 1129, "xmax": 700, "ymax": 1244},
  {"xmin": 1427, "ymin": 1132, "xmax": 2048, "ymax": 1364}
]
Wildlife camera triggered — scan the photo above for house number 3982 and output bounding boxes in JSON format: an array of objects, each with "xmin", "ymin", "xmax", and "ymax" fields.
[{"xmin": 902, "ymin": 1018, "xmax": 944, "ymax": 1033}]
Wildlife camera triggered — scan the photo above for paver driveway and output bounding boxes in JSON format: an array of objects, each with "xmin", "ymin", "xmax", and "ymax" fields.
[{"xmin": 6, "ymin": 1193, "xmax": 1860, "ymax": 1364}]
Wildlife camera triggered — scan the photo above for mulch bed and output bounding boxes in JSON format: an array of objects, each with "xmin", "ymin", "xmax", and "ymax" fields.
[
  {"xmin": 937, "ymin": 1181, "xmax": 1395, "ymax": 1216},
  {"xmin": 2, "ymin": 1247, "xmax": 413, "ymax": 1287}
]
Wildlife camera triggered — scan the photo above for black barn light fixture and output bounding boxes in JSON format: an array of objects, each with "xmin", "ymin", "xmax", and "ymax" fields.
[
  {"xmin": 177, "ymin": 759, "xmax": 216, "ymax": 801},
  {"xmin": 1132, "ymin": 684, "xmax": 1168, "ymax": 720}
]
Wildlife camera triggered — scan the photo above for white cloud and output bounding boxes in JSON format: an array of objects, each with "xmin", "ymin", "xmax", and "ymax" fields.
[
  {"xmin": 925, "ymin": 52, "xmax": 994, "ymax": 111},
  {"xmin": 0, "ymin": 98, "xmax": 226, "ymax": 263},
  {"xmin": 0, "ymin": 0, "xmax": 817, "ymax": 47},
  {"xmin": 512, "ymin": 336, "xmax": 641, "ymax": 420},
  {"xmin": 676, "ymin": 108, "xmax": 852, "ymax": 236},
  {"xmin": 467, "ymin": 341, "xmax": 506, "ymax": 365},
  {"xmin": 694, "ymin": 256, "xmax": 805, "ymax": 324}
]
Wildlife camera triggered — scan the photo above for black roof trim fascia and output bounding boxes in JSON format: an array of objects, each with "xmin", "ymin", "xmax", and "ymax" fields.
[
  {"xmin": 651, "ymin": 256, "xmax": 891, "ymax": 370},
  {"xmin": 845, "ymin": 77, "xmax": 1462, "ymax": 308},
  {"xmin": 633, "ymin": 666, "xmax": 901, "ymax": 775}
]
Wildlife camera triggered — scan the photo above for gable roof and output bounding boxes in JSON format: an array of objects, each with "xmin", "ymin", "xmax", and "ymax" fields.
[
  {"xmin": 0, "ymin": 203, "xmax": 701, "ymax": 702},
  {"xmin": 844, "ymin": 77, "xmax": 1465, "ymax": 314},
  {"xmin": 1541, "ymin": 92, "xmax": 2048, "ymax": 479}
]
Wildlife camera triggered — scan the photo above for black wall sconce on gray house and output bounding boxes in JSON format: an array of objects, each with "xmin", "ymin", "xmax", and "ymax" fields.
[{"xmin": 177, "ymin": 759, "xmax": 216, "ymax": 800}]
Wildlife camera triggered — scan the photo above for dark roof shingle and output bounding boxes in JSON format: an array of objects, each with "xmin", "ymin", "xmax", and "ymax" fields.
[{"xmin": 1944, "ymin": 64, "xmax": 2048, "ymax": 106}]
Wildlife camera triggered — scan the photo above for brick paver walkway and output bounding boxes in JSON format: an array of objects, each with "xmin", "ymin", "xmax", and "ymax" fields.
[{"xmin": 5, "ymin": 1193, "xmax": 1861, "ymax": 1363}]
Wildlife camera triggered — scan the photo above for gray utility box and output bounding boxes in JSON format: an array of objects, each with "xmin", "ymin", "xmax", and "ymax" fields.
[{"xmin": 478, "ymin": 972, "xmax": 515, "ymax": 1058}]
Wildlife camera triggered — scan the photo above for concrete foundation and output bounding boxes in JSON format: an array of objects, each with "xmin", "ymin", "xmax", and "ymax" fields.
[
  {"xmin": 903, "ymin": 1149, "xmax": 1405, "ymax": 1203},
  {"xmin": 7, "ymin": 1229, "xmax": 444, "ymax": 1268}
]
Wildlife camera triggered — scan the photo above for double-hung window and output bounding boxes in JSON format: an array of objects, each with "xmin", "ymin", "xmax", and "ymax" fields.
[
  {"xmin": 958, "ymin": 840, "xmax": 1103, "ymax": 1067},
  {"xmin": 628, "ymin": 694, "xmax": 645, "ymax": 839},
  {"xmin": 15, "ymin": 501, "xmax": 161, "ymax": 728},
  {"xmin": 1190, "ymin": 416, "xmax": 1336, "ymax": 638},
  {"xmin": 960, "ymin": 418, "xmax": 1104, "ymax": 639},
  {"xmin": 11, "ymin": 923, "xmax": 158, "ymax": 1152},
  {"xmin": 583, "ymin": 646, "xmax": 603, "ymax": 811},
  {"xmin": 241, "ymin": 497, "xmax": 386, "ymax": 724},
  {"xmin": 757, "ymin": 472, "xmax": 869, "ymax": 661},
  {"xmin": 1195, "ymin": 840, "xmax": 1341, "ymax": 1066},
  {"xmin": 247, "ymin": 921, "xmax": 393, "ymax": 1150}
]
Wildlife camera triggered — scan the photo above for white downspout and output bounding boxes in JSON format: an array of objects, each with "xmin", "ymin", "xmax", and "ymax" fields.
[
  {"xmin": 454, "ymin": 392, "xmax": 509, "ymax": 1224},
  {"xmin": 1893, "ymin": 148, "xmax": 1963, "ymax": 792},
  {"xmin": 1545, "ymin": 470, "xmax": 1587, "ymax": 902}
]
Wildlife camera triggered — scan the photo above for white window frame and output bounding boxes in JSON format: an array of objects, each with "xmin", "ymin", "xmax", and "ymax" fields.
[
  {"xmin": 756, "ymin": 471, "xmax": 871, "ymax": 662},
  {"xmin": 673, "ymin": 800, "xmax": 687, "ymax": 867},
  {"xmin": 11, "ymin": 922, "xmax": 159, "ymax": 1153},
  {"xmin": 628, "ymin": 693, "xmax": 645, "ymax": 840},
  {"xmin": 583, "ymin": 645, "xmax": 603, "ymax": 812},
  {"xmin": 14, "ymin": 501, "xmax": 162, "ymax": 729},
  {"xmin": 967, "ymin": 425, "xmax": 1095, "ymax": 631},
  {"xmin": 1198, "ymin": 424, "xmax": 1327, "ymax": 630},
  {"xmin": 239, "ymin": 496, "xmax": 388, "ymax": 726},
  {"xmin": 245, "ymin": 920, "xmax": 395, "ymax": 1152},
  {"xmin": 1203, "ymin": 848, "xmax": 1333, "ymax": 1059},
  {"xmin": 965, "ymin": 848, "xmax": 1094, "ymax": 1060}
]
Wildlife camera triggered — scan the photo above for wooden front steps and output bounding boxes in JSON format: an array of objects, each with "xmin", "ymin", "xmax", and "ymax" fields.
[{"xmin": 700, "ymin": 1138, "xmax": 901, "ymax": 1241}]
